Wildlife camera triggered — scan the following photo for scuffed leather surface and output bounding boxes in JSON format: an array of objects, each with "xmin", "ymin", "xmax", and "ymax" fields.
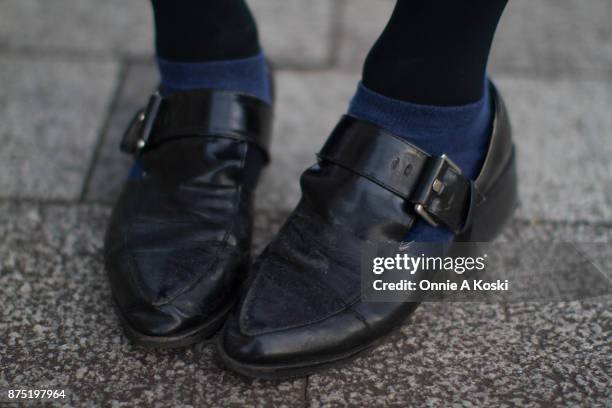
[
  {"xmin": 105, "ymin": 91, "xmax": 271, "ymax": 337},
  {"xmin": 220, "ymin": 83, "xmax": 515, "ymax": 364}
]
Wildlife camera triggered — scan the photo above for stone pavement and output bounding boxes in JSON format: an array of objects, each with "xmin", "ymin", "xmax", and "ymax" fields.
[{"xmin": 0, "ymin": 1, "xmax": 610, "ymax": 407}]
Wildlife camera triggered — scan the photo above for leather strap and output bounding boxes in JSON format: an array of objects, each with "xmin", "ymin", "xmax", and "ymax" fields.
[
  {"xmin": 318, "ymin": 115, "xmax": 474, "ymax": 234},
  {"xmin": 121, "ymin": 89, "xmax": 272, "ymax": 160}
]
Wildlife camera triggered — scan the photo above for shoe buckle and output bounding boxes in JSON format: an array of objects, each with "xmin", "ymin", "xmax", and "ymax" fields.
[
  {"xmin": 414, "ymin": 154, "xmax": 462, "ymax": 227},
  {"xmin": 120, "ymin": 91, "xmax": 163, "ymax": 155}
]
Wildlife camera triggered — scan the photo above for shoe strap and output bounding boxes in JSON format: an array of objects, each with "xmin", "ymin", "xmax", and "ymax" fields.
[
  {"xmin": 120, "ymin": 89, "xmax": 272, "ymax": 161},
  {"xmin": 317, "ymin": 115, "xmax": 476, "ymax": 234}
]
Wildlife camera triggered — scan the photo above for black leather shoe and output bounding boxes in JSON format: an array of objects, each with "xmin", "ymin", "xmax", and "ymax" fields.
[
  {"xmin": 104, "ymin": 88, "xmax": 273, "ymax": 347},
  {"xmin": 217, "ymin": 83, "xmax": 517, "ymax": 378}
]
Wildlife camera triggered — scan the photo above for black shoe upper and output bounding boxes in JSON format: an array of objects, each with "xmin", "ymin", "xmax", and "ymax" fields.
[
  {"xmin": 104, "ymin": 89, "xmax": 272, "ymax": 337},
  {"xmin": 218, "ymin": 83, "xmax": 517, "ymax": 370}
]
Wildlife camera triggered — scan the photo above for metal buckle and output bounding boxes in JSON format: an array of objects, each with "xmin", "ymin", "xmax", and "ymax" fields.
[
  {"xmin": 120, "ymin": 91, "xmax": 163, "ymax": 155},
  {"xmin": 414, "ymin": 154, "xmax": 462, "ymax": 227}
]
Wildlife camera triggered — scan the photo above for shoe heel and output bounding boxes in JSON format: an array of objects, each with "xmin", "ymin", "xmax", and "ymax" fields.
[{"xmin": 457, "ymin": 148, "xmax": 518, "ymax": 242}]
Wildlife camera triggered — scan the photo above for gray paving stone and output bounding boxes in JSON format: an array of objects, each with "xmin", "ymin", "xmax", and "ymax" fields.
[
  {"xmin": 489, "ymin": 0, "xmax": 612, "ymax": 77},
  {"xmin": 496, "ymin": 77, "xmax": 612, "ymax": 223},
  {"xmin": 336, "ymin": 0, "xmax": 612, "ymax": 77},
  {"xmin": 0, "ymin": 202, "xmax": 305, "ymax": 407},
  {"xmin": 308, "ymin": 296, "xmax": 611, "ymax": 407},
  {"xmin": 0, "ymin": 0, "xmax": 153, "ymax": 57},
  {"xmin": 335, "ymin": 0, "xmax": 394, "ymax": 71},
  {"xmin": 251, "ymin": 0, "xmax": 334, "ymax": 68},
  {"xmin": 0, "ymin": 207, "xmax": 609, "ymax": 406},
  {"xmin": 0, "ymin": 56, "xmax": 119, "ymax": 200},
  {"xmin": 0, "ymin": 203, "xmax": 612, "ymax": 406},
  {"xmin": 0, "ymin": 0, "xmax": 333, "ymax": 67},
  {"xmin": 477, "ymin": 222, "xmax": 610, "ymax": 303},
  {"xmin": 500, "ymin": 220, "xmax": 612, "ymax": 282}
]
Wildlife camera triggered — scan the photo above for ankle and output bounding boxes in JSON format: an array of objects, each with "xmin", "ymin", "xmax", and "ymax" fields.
[
  {"xmin": 151, "ymin": 0, "xmax": 260, "ymax": 62},
  {"xmin": 156, "ymin": 52, "xmax": 272, "ymax": 104}
]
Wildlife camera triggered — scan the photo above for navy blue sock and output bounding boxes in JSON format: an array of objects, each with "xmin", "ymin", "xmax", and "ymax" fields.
[
  {"xmin": 347, "ymin": 80, "xmax": 493, "ymax": 242},
  {"xmin": 156, "ymin": 52, "xmax": 271, "ymax": 104}
]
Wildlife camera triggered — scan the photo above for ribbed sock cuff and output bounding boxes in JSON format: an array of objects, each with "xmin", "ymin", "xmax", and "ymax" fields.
[{"xmin": 156, "ymin": 52, "xmax": 271, "ymax": 104}]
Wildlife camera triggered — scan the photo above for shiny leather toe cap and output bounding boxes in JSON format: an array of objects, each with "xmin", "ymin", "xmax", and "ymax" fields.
[
  {"xmin": 109, "ymin": 264, "xmax": 205, "ymax": 337},
  {"xmin": 219, "ymin": 305, "xmax": 372, "ymax": 365},
  {"xmin": 106, "ymin": 244, "xmax": 245, "ymax": 338},
  {"xmin": 122, "ymin": 302, "xmax": 192, "ymax": 337}
]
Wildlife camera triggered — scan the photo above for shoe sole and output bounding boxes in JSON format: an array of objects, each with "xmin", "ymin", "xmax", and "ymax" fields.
[
  {"xmin": 215, "ymin": 318, "xmax": 415, "ymax": 380},
  {"xmin": 216, "ymin": 151, "xmax": 518, "ymax": 379},
  {"xmin": 113, "ymin": 298, "xmax": 234, "ymax": 348}
]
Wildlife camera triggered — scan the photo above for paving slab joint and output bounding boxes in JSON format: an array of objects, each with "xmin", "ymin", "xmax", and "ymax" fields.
[{"xmin": 78, "ymin": 61, "xmax": 130, "ymax": 202}]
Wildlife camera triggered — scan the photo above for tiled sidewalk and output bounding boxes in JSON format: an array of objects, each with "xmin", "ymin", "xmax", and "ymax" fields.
[{"xmin": 1, "ymin": 1, "xmax": 610, "ymax": 407}]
